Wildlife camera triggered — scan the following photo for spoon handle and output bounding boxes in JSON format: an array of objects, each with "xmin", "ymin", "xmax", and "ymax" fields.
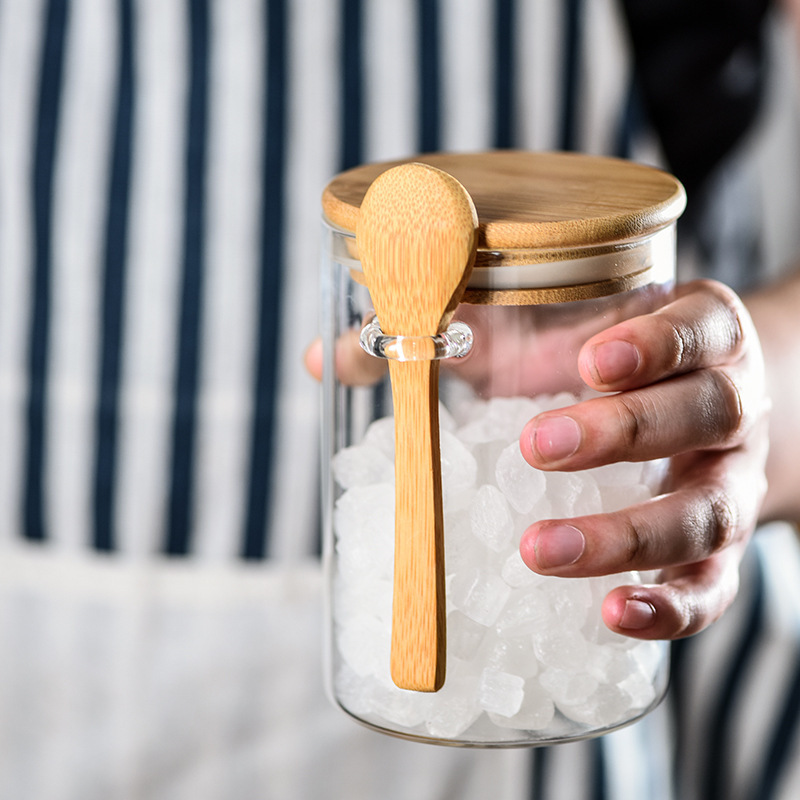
[{"xmin": 388, "ymin": 358, "xmax": 447, "ymax": 692}]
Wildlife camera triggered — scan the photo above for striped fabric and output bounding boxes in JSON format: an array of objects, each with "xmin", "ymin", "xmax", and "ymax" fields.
[
  {"xmin": 0, "ymin": 0, "xmax": 635, "ymax": 563},
  {"xmin": 1, "ymin": 1, "xmax": 800, "ymax": 799}
]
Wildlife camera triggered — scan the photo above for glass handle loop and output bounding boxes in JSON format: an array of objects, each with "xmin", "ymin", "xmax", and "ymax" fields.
[{"xmin": 359, "ymin": 314, "xmax": 473, "ymax": 362}]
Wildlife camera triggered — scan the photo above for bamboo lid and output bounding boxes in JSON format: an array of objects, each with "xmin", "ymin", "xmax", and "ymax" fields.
[{"xmin": 322, "ymin": 151, "xmax": 686, "ymax": 254}]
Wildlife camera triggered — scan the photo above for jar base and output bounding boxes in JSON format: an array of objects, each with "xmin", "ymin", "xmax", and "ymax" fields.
[{"xmin": 333, "ymin": 687, "xmax": 668, "ymax": 749}]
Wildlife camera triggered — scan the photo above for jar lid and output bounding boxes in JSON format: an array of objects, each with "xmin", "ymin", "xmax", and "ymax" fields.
[
  {"xmin": 323, "ymin": 151, "xmax": 685, "ymax": 303},
  {"xmin": 323, "ymin": 151, "xmax": 685, "ymax": 251}
]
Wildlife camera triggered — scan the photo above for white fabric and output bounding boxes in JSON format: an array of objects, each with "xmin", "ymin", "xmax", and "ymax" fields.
[{"xmin": 0, "ymin": 541, "xmax": 530, "ymax": 800}]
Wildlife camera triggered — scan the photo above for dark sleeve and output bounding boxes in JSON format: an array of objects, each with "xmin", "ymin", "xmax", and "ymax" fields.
[{"xmin": 619, "ymin": 0, "xmax": 772, "ymax": 197}]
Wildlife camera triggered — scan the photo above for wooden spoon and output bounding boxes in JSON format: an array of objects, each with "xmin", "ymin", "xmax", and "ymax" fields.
[{"xmin": 357, "ymin": 163, "xmax": 478, "ymax": 691}]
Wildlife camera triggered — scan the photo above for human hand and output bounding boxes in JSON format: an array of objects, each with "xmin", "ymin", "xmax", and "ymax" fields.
[{"xmin": 517, "ymin": 279, "xmax": 769, "ymax": 640}]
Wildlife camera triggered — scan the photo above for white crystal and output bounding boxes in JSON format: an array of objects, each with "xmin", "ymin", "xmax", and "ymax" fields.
[
  {"xmin": 548, "ymin": 577, "xmax": 593, "ymax": 629},
  {"xmin": 495, "ymin": 588, "xmax": 550, "ymax": 638},
  {"xmin": 330, "ymin": 396, "xmax": 667, "ymax": 739},
  {"xmin": 489, "ymin": 679, "xmax": 555, "ymax": 730},
  {"xmin": 366, "ymin": 681, "xmax": 433, "ymax": 728},
  {"xmin": 501, "ymin": 551, "xmax": 540, "ymax": 589},
  {"xmin": 332, "ymin": 443, "xmax": 394, "ymax": 489},
  {"xmin": 586, "ymin": 646, "xmax": 638, "ymax": 684},
  {"xmin": 469, "ymin": 484, "xmax": 514, "ymax": 552},
  {"xmin": 440, "ymin": 429, "xmax": 478, "ymax": 512},
  {"xmin": 444, "ymin": 512, "xmax": 484, "ymax": 577},
  {"xmin": 334, "ymin": 663, "xmax": 374, "ymax": 716},
  {"xmin": 458, "ymin": 396, "xmax": 536, "ymax": 444},
  {"xmin": 438, "ymin": 401, "xmax": 458, "ymax": 432},
  {"xmin": 362, "ymin": 416, "xmax": 396, "ymax": 458},
  {"xmin": 450, "ymin": 567, "xmax": 511, "ymax": 626},
  {"xmin": 333, "ymin": 572, "xmax": 392, "ymax": 626},
  {"xmin": 537, "ymin": 392, "xmax": 579, "ymax": 413},
  {"xmin": 483, "ymin": 636, "xmax": 539, "ymax": 679},
  {"xmin": 538, "ymin": 668, "xmax": 598, "ymax": 705},
  {"xmin": 544, "ymin": 471, "xmax": 584, "ymax": 518},
  {"xmin": 632, "ymin": 640, "xmax": 665, "ymax": 681},
  {"xmin": 533, "ymin": 629, "xmax": 590, "ymax": 672},
  {"xmin": 425, "ymin": 662, "xmax": 482, "ymax": 738},
  {"xmin": 337, "ymin": 614, "xmax": 390, "ymax": 679},
  {"xmin": 333, "ymin": 484, "xmax": 395, "ymax": 578},
  {"xmin": 618, "ymin": 670, "xmax": 657, "ymax": 709},
  {"xmin": 333, "ymin": 484, "xmax": 394, "ymax": 580},
  {"xmin": 478, "ymin": 668, "xmax": 525, "ymax": 717},
  {"xmin": 557, "ymin": 683, "xmax": 632, "ymax": 728},
  {"xmin": 572, "ymin": 475, "xmax": 603, "ymax": 517},
  {"xmin": 486, "ymin": 396, "xmax": 540, "ymax": 439},
  {"xmin": 495, "ymin": 443, "xmax": 546, "ymax": 514},
  {"xmin": 470, "ymin": 440, "xmax": 508, "ymax": 487},
  {"xmin": 447, "ymin": 610, "xmax": 488, "ymax": 660}
]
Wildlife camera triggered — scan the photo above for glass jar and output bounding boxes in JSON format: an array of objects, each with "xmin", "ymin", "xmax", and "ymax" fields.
[{"xmin": 320, "ymin": 151, "xmax": 685, "ymax": 747}]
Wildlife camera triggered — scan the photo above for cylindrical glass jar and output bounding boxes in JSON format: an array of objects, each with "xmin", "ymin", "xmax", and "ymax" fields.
[{"xmin": 320, "ymin": 152, "xmax": 686, "ymax": 747}]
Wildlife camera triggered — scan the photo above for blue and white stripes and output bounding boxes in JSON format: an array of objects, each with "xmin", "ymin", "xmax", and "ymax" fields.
[
  {"xmin": 2, "ymin": 2, "xmax": 800, "ymax": 799},
  {"xmin": 1, "ymin": 0, "xmax": 637, "ymax": 563}
]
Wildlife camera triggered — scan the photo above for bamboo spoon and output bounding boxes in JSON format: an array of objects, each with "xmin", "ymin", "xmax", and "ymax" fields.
[{"xmin": 357, "ymin": 163, "xmax": 478, "ymax": 692}]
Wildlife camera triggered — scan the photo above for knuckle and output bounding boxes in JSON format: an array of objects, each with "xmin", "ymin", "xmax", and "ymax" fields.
[
  {"xmin": 698, "ymin": 279, "xmax": 749, "ymax": 355},
  {"xmin": 708, "ymin": 368, "xmax": 746, "ymax": 441},
  {"xmin": 620, "ymin": 516, "xmax": 648, "ymax": 568},
  {"xmin": 706, "ymin": 488, "xmax": 739, "ymax": 553},
  {"xmin": 615, "ymin": 394, "xmax": 644, "ymax": 449},
  {"xmin": 665, "ymin": 280, "xmax": 750, "ymax": 372},
  {"xmin": 664, "ymin": 317, "xmax": 692, "ymax": 371}
]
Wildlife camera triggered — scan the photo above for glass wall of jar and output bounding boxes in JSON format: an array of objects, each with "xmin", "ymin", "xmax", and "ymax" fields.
[{"xmin": 320, "ymin": 152, "xmax": 685, "ymax": 747}]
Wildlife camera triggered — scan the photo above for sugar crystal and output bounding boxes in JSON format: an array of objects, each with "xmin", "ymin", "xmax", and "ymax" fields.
[
  {"xmin": 440, "ymin": 429, "xmax": 478, "ymax": 512},
  {"xmin": 533, "ymin": 629, "xmax": 590, "ymax": 672},
  {"xmin": 495, "ymin": 588, "xmax": 550, "ymax": 638},
  {"xmin": 332, "ymin": 443, "xmax": 393, "ymax": 489},
  {"xmin": 483, "ymin": 636, "xmax": 538, "ymax": 679},
  {"xmin": 489, "ymin": 679, "xmax": 555, "ymax": 730},
  {"xmin": 495, "ymin": 443, "xmax": 546, "ymax": 514},
  {"xmin": 362, "ymin": 416, "xmax": 396, "ymax": 458},
  {"xmin": 501, "ymin": 551, "xmax": 540, "ymax": 589},
  {"xmin": 450, "ymin": 567, "xmax": 511, "ymax": 626},
  {"xmin": 538, "ymin": 668, "xmax": 598, "ymax": 705},
  {"xmin": 447, "ymin": 610, "xmax": 488, "ymax": 660},
  {"xmin": 469, "ymin": 484, "xmax": 514, "ymax": 552},
  {"xmin": 558, "ymin": 683, "xmax": 632, "ymax": 728},
  {"xmin": 331, "ymin": 392, "xmax": 666, "ymax": 740},
  {"xmin": 478, "ymin": 668, "xmax": 525, "ymax": 717}
]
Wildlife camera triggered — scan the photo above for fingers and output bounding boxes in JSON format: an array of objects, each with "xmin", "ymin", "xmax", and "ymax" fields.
[
  {"xmin": 521, "ymin": 281, "xmax": 766, "ymax": 471},
  {"xmin": 578, "ymin": 279, "xmax": 752, "ymax": 391},
  {"xmin": 304, "ymin": 337, "xmax": 324, "ymax": 381},
  {"xmin": 519, "ymin": 490, "xmax": 749, "ymax": 641},
  {"xmin": 521, "ymin": 425, "xmax": 767, "ymax": 571},
  {"xmin": 599, "ymin": 545, "xmax": 744, "ymax": 639},
  {"xmin": 520, "ymin": 365, "xmax": 755, "ymax": 469},
  {"xmin": 519, "ymin": 431, "xmax": 768, "ymax": 639},
  {"xmin": 520, "ymin": 455, "xmax": 758, "ymax": 573},
  {"xmin": 303, "ymin": 331, "xmax": 388, "ymax": 386}
]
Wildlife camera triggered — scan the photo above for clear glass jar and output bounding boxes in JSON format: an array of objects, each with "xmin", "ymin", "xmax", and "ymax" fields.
[{"xmin": 320, "ymin": 152, "xmax": 685, "ymax": 747}]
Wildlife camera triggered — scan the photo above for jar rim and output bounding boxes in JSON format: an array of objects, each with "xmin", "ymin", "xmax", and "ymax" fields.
[{"xmin": 327, "ymin": 222, "xmax": 675, "ymax": 305}]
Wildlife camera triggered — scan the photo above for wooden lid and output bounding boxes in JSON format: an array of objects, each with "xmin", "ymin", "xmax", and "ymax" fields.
[{"xmin": 322, "ymin": 151, "xmax": 686, "ymax": 251}]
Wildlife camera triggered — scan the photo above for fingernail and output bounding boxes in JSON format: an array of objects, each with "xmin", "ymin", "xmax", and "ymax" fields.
[
  {"xmin": 531, "ymin": 416, "xmax": 581, "ymax": 462},
  {"xmin": 619, "ymin": 599, "xmax": 656, "ymax": 630},
  {"xmin": 593, "ymin": 341, "xmax": 640, "ymax": 384},
  {"xmin": 534, "ymin": 524, "xmax": 585, "ymax": 569}
]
